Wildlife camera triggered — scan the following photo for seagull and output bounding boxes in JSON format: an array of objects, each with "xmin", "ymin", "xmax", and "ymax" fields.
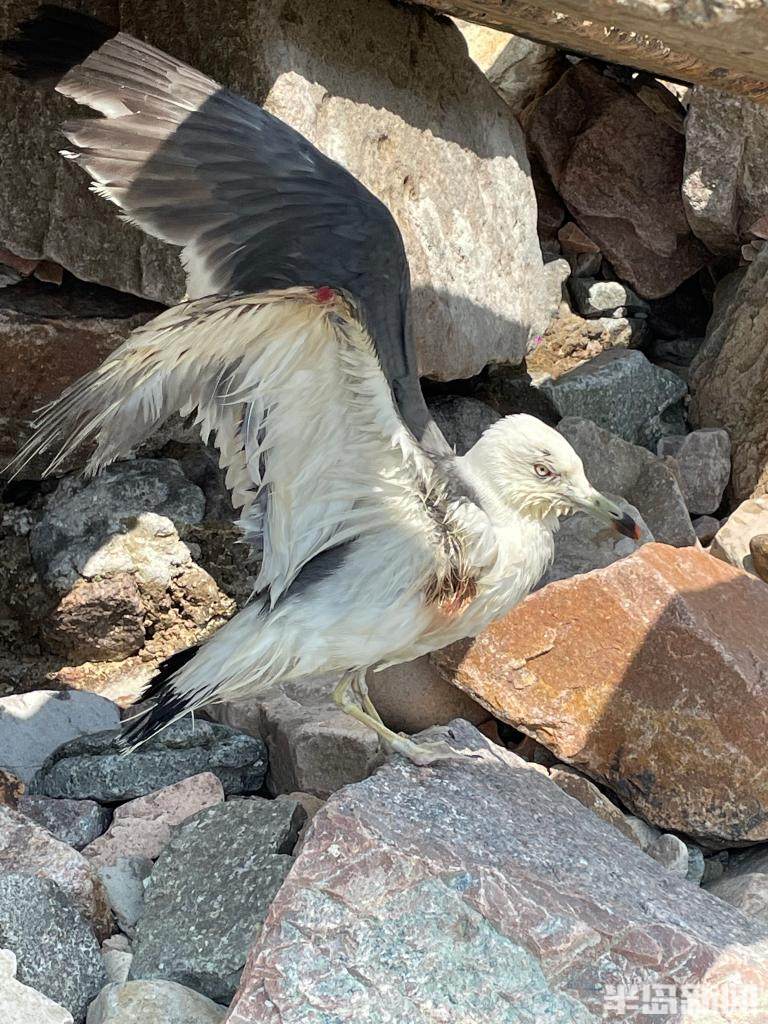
[{"xmin": 4, "ymin": 7, "xmax": 639, "ymax": 764}]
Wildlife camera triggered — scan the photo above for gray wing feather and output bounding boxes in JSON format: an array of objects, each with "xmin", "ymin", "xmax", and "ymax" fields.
[{"xmin": 55, "ymin": 32, "xmax": 437, "ymax": 442}]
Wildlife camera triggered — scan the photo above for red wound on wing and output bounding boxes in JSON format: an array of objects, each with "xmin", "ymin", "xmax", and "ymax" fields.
[{"xmin": 314, "ymin": 286, "xmax": 335, "ymax": 303}]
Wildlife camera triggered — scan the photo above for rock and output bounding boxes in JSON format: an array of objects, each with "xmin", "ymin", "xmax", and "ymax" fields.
[
  {"xmin": 102, "ymin": 950, "xmax": 133, "ymax": 986},
  {"xmin": 706, "ymin": 848, "xmax": 768, "ymax": 925},
  {"xmin": 526, "ymin": 309, "xmax": 648, "ymax": 380},
  {"xmin": 43, "ymin": 575, "xmax": 146, "ymax": 663},
  {"xmin": 0, "ymin": 1, "xmax": 559, "ymax": 382},
  {"xmin": 0, "ymin": 873, "xmax": 106, "ymax": 1024},
  {"xmin": 558, "ymin": 418, "xmax": 696, "ymax": 546},
  {"xmin": 83, "ymin": 772, "xmax": 225, "ymax": 866},
  {"xmin": 227, "ymin": 720, "xmax": 768, "ymax": 1024},
  {"xmin": 683, "ymin": 88, "xmax": 768, "ymax": 254},
  {"xmin": 211, "ymin": 678, "xmax": 380, "ymax": 799},
  {"xmin": 526, "ymin": 61, "xmax": 708, "ymax": 299},
  {"xmin": 95, "ymin": 858, "xmax": 152, "ymax": 938},
  {"xmin": 657, "ymin": 429, "xmax": 731, "ymax": 515},
  {"xmin": 17, "ymin": 796, "xmax": 111, "ymax": 850},
  {"xmin": 702, "ymin": 854, "xmax": 727, "ymax": 886},
  {"xmin": 548, "ymin": 765, "xmax": 641, "ymax": 846},
  {"xmin": 0, "ymin": 947, "xmax": 73, "ymax": 1024},
  {"xmin": 540, "ymin": 349, "xmax": 688, "ymax": 449},
  {"xmin": 690, "ymin": 246, "xmax": 768, "ymax": 501},
  {"xmin": 623, "ymin": 816, "xmax": 662, "ymax": 852},
  {"xmin": 0, "ymin": 769, "xmax": 24, "ymax": 808},
  {"xmin": 367, "ymin": 657, "xmax": 489, "ymax": 734},
  {"xmin": 31, "ymin": 721, "xmax": 266, "ymax": 803},
  {"xmin": 651, "ymin": 335, "xmax": 703, "ymax": 369},
  {"xmin": 471, "ymin": 364, "xmax": 560, "ymax": 422},
  {"xmin": 647, "ymin": 833, "xmax": 689, "ymax": 878},
  {"xmin": 537, "ymin": 497, "xmax": 652, "ymax": 588},
  {"xmin": 751, "ymin": 535, "xmax": 768, "ymax": 583},
  {"xmin": 710, "ymin": 497, "xmax": 768, "ymax": 575},
  {"xmin": 566, "ymin": 251, "xmax": 602, "ymax": 279},
  {"xmin": 0, "ymin": 690, "xmax": 120, "ymax": 785},
  {"xmin": 693, "ymin": 515, "xmax": 720, "ymax": 546},
  {"xmin": 102, "ymin": 935, "xmax": 131, "ymax": 954},
  {"xmin": 432, "ymin": 544, "xmax": 768, "ymax": 843},
  {"xmin": 0, "ymin": 805, "xmax": 112, "ymax": 940},
  {"xmin": 558, "ymin": 222, "xmax": 600, "ymax": 255},
  {"xmin": 568, "ymin": 278, "xmax": 648, "ymax": 319},
  {"xmin": 456, "ymin": 21, "xmax": 564, "ymax": 115},
  {"xmin": 130, "ymin": 798, "xmax": 306, "ymax": 1003},
  {"xmin": 87, "ymin": 979, "xmax": 226, "ymax": 1024},
  {"xmin": 686, "ymin": 843, "xmax": 706, "ymax": 886},
  {"xmin": 426, "ymin": 395, "xmax": 500, "ymax": 456}
]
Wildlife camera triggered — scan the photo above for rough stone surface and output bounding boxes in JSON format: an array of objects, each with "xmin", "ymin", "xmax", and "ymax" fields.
[
  {"xmin": 711, "ymin": 497, "xmax": 768, "ymax": 575},
  {"xmin": 433, "ymin": 544, "xmax": 768, "ymax": 843},
  {"xmin": 0, "ymin": 948, "xmax": 73, "ymax": 1024},
  {"xmin": 0, "ymin": 769, "xmax": 24, "ymax": 808},
  {"xmin": 647, "ymin": 833, "xmax": 689, "ymax": 878},
  {"xmin": 690, "ymin": 245, "xmax": 768, "ymax": 501},
  {"xmin": 623, "ymin": 816, "xmax": 662, "ymax": 852},
  {"xmin": 30, "ymin": 721, "xmax": 266, "ymax": 802},
  {"xmin": 131, "ymin": 798, "xmax": 306, "ymax": 1003},
  {"xmin": 683, "ymin": 87, "xmax": 768, "ymax": 254},
  {"xmin": 706, "ymin": 848, "xmax": 768, "ymax": 925},
  {"xmin": 0, "ymin": 873, "xmax": 106, "ymax": 1024},
  {"xmin": 540, "ymin": 349, "xmax": 688, "ymax": 448},
  {"xmin": 658, "ymin": 428, "xmax": 731, "ymax": 515},
  {"xmin": 527, "ymin": 309, "xmax": 647, "ymax": 379},
  {"xmin": 527, "ymin": 61, "xmax": 708, "ymax": 299},
  {"xmin": 17, "ymin": 796, "xmax": 111, "ymax": 851},
  {"xmin": 538, "ymin": 497, "xmax": 652, "ymax": 588},
  {"xmin": 227, "ymin": 721, "xmax": 768, "ymax": 1024},
  {"xmin": 0, "ymin": 690, "xmax": 120, "ymax": 785},
  {"xmin": 84, "ymin": 773, "xmax": 224, "ymax": 867},
  {"xmin": 96, "ymin": 858, "xmax": 152, "ymax": 938},
  {"xmin": 548, "ymin": 765, "xmax": 640, "ymax": 846},
  {"xmin": 426, "ymin": 395, "xmax": 500, "ymax": 456},
  {"xmin": 0, "ymin": 804, "xmax": 112, "ymax": 939},
  {"xmin": 211, "ymin": 678, "xmax": 381, "ymax": 799},
  {"xmin": 101, "ymin": 949, "xmax": 133, "ymax": 986},
  {"xmin": 0, "ymin": 0, "xmax": 560, "ymax": 381},
  {"xmin": 367, "ymin": 657, "xmax": 489, "ymax": 734},
  {"xmin": 752, "ymin": 534, "xmax": 768, "ymax": 584},
  {"xmin": 558, "ymin": 417, "xmax": 696, "ymax": 546},
  {"xmin": 87, "ymin": 979, "xmax": 226, "ymax": 1024},
  {"xmin": 568, "ymin": 278, "xmax": 647, "ymax": 319},
  {"xmin": 694, "ymin": 515, "xmax": 721, "ymax": 546}
]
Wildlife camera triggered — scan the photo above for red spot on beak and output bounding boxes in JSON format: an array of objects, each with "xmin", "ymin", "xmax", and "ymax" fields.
[{"xmin": 314, "ymin": 286, "xmax": 335, "ymax": 303}]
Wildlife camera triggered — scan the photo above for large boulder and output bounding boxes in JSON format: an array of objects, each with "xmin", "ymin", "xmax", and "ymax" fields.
[
  {"xmin": 526, "ymin": 61, "xmax": 708, "ymax": 299},
  {"xmin": 690, "ymin": 244, "xmax": 768, "ymax": 502},
  {"xmin": 433, "ymin": 544, "xmax": 768, "ymax": 844},
  {"xmin": 0, "ymin": 0, "xmax": 559, "ymax": 380},
  {"xmin": 710, "ymin": 496, "xmax": 768, "ymax": 576},
  {"xmin": 226, "ymin": 721, "xmax": 768, "ymax": 1024},
  {"xmin": 0, "ymin": 948, "xmax": 73, "ymax": 1024}
]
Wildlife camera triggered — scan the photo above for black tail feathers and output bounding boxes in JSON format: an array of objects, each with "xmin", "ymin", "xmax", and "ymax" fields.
[
  {"xmin": 119, "ymin": 644, "xmax": 200, "ymax": 750},
  {"xmin": 1, "ymin": 4, "xmax": 116, "ymax": 83}
]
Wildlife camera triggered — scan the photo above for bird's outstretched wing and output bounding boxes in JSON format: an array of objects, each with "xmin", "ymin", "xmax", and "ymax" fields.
[
  {"xmin": 2, "ymin": 5, "xmax": 437, "ymax": 443},
  {"xmin": 9, "ymin": 288, "xmax": 472, "ymax": 607}
]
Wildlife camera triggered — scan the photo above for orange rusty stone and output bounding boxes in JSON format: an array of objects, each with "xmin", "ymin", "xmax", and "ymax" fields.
[{"xmin": 432, "ymin": 543, "xmax": 768, "ymax": 844}]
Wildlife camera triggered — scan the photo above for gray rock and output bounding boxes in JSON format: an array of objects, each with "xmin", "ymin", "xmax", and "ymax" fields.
[
  {"xmin": 87, "ymin": 979, "xmax": 226, "ymax": 1024},
  {"xmin": 651, "ymin": 336, "xmax": 703, "ymax": 367},
  {"xmin": 566, "ymin": 251, "xmax": 602, "ymax": 278},
  {"xmin": 686, "ymin": 843, "xmax": 706, "ymax": 886},
  {"xmin": 17, "ymin": 796, "xmax": 111, "ymax": 851},
  {"xmin": 96, "ymin": 858, "xmax": 153, "ymax": 938},
  {"xmin": 568, "ymin": 277, "xmax": 648, "ymax": 318},
  {"xmin": 558, "ymin": 417, "xmax": 697, "ymax": 546},
  {"xmin": 130, "ymin": 798, "xmax": 306, "ymax": 1003},
  {"xmin": 657, "ymin": 428, "xmax": 731, "ymax": 514},
  {"xmin": 623, "ymin": 816, "xmax": 662, "ymax": 852},
  {"xmin": 537, "ymin": 496, "xmax": 653, "ymax": 588},
  {"xmin": 227, "ymin": 721, "xmax": 768, "ymax": 1023},
  {"xmin": 101, "ymin": 949, "xmax": 133, "ymax": 986},
  {"xmin": 426, "ymin": 395, "xmax": 500, "ymax": 456},
  {"xmin": 0, "ymin": 690, "xmax": 120, "ymax": 785},
  {"xmin": 0, "ymin": 947, "xmax": 73, "ymax": 1024},
  {"xmin": 705, "ymin": 847, "xmax": 768, "ymax": 925},
  {"xmin": 540, "ymin": 348, "xmax": 687, "ymax": 448},
  {"xmin": 0, "ymin": 874, "xmax": 106, "ymax": 1024},
  {"xmin": 30, "ymin": 721, "xmax": 267, "ymax": 802},
  {"xmin": 693, "ymin": 515, "xmax": 720, "ymax": 545},
  {"xmin": 30, "ymin": 460, "xmax": 205, "ymax": 594},
  {"xmin": 647, "ymin": 833, "xmax": 689, "ymax": 877}
]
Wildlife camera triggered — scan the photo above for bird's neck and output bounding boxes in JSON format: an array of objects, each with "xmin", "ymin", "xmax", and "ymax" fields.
[{"xmin": 453, "ymin": 450, "xmax": 559, "ymax": 536}]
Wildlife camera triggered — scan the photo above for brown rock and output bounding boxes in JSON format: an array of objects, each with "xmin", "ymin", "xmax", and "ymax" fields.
[
  {"xmin": 557, "ymin": 222, "xmax": 600, "ymax": 255},
  {"xmin": 42, "ymin": 574, "xmax": 145, "ymax": 663},
  {"xmin": 549, "ymin": 765, "xmax": 641, "ymax": 846},
  {"xmin": 527, "ymin": 61, "xmax": 708, "ymax": 298},
  {"xmin": 751, "ymin": 535, "xmax": 768, "ymax": 584},
  {"xmin": 367, "ymin": 656, "xmax": 489, "ymax": 733},
  {"xmin": 0, "ymin": 770, "xmax": 24, "ymax": 809},
  {"xmin": 0, "ymin": 804, "xmax": 112, "ymax": 940},
  {"xmin": 228, "ymin": 720, "xmax": 768, "ymax": 1024},
  {"xmin": 527, "ymin": 309, "xmax": 646, "ymax": 379},
  {"xmin": 433, "ymin": 544, "xmax": 768, "ymax": 843}
]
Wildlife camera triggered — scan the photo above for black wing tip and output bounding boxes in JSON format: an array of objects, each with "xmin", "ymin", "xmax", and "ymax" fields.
[
  {"xmin": 1, "ymin": 4, "xmax": 116, "ymax": 83},
  {"xmin": 119, "ymin": 644, "xmax": 200, "ymax": 750}
]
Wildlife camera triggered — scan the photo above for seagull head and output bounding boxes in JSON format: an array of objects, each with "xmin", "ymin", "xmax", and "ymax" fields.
[{"xmin": 462, "ymin": 413, "xmax": 641, "ymax": 539}]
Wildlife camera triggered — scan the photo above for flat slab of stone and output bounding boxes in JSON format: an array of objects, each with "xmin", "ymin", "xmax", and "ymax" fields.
[
  {"xmin": 433, "ymin": 544, "xmax": 768, "ymax": 844},
  {"xmin": 30, "ymin": 721, "xmax": 266, "ymax": 802},
  {"xmin": 227, "ymin": 722, "xmax": 768, "ymax": 1024},
  {"xmin": 18, "ymin": 796, "xmax": 111, "ymax": 850},
  {"xmin": 86, "ymin": 979, "xmax": 226, "ymax": 1024},
  {"xmin": 0, "ymin": 690, "xmax": 119, "ymax": 785},
  {"xmin": 0, "ymin": 948, "xmax": 73, "ymax": 1024}
]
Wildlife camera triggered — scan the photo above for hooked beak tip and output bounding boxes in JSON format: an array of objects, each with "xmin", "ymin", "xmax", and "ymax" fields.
[{"xmin": 613, "ymin": 511, "xmax": 642, "ymax": 541}]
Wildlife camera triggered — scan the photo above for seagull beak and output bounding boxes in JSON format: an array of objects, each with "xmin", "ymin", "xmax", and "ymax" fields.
[{"xmin": 570, "ymin": 486, "xmax": 642, "ymax": 540}]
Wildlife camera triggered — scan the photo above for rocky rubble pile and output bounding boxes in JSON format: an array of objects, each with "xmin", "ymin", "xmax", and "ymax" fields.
[{"xmin": 2, "ymin": 0, "xmax": 768, "ymax": 1020}]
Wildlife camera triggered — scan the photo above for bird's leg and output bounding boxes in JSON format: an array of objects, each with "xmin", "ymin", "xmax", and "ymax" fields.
[
  {"xmin": 332, "ymin": 670, "xmax": 472, "ymax": 766},
  {"xmin": 350, "ymin": 672, "xmax": 383, "ymax": 725}
]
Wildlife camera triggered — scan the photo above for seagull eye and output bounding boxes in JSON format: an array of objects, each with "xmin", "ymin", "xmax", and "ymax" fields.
[{"xmin": 534, "ymin": 463, "xmax": 552, "ymax": 479}]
